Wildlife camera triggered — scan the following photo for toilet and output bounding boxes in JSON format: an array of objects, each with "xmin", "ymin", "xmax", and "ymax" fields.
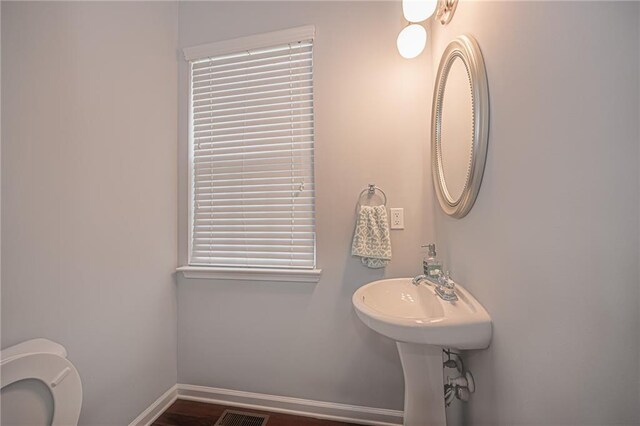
[{"xmin": 1, "ymin": 339, "xmax": 83, "ymax": 426}]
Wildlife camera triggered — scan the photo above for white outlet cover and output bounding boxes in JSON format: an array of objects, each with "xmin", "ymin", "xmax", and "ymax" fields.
[{"xmin": 390, "ymin": 208, "xmax": 405, "ymax": 230}]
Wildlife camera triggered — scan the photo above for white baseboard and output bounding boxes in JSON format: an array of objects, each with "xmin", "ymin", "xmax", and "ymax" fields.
[
  {"xmin": 128, "ymin": 384, "xmax": 178, "ymax": 426},
  {"xmin": 177, "ymin": 384, "xmax": 403, "ymax": 426}
]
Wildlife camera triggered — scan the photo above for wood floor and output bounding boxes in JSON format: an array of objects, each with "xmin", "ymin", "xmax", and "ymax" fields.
[{"xmin": 153, "ymin": 400, "xmax": 366, "ymax": 426}]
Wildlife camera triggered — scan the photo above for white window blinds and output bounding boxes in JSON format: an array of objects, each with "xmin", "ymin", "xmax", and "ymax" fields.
[{"xmin": 188, "ymin": 31, "xmax": 316, "ymax": 269}]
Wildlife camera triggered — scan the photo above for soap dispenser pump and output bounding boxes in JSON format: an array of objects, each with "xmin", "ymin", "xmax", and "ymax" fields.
[{"xmin": 422, "ymin": 243, "xmax": 442, "ymax": 279}]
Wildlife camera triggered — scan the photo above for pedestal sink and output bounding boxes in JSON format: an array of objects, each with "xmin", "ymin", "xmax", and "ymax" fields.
[{"xmin": 352, "ymin": 278, "xmax": 491, "ymax": 426}]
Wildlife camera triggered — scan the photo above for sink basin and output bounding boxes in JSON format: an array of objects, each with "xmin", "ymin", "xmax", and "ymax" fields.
[
  {"xmin": 352, "ymin": 277, "xmax": 491, "ymax": 350},
  {"xmin": 353, "ymin": 278, "xmax": 492, "ymax": 425},
  {"xmin": 352, "ymin": 278, "xmax": 491, "ymax": 426}
]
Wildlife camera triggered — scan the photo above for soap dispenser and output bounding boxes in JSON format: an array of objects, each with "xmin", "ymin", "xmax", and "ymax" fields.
[{"xmin": 422, "ymin": 243, "xmax": 442, "ymax": 279}]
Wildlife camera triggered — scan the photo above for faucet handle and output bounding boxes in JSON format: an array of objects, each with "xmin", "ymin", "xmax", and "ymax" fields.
[
  {"xmin": 439, "ymin": 271, "xmax": 456, "ymax": 296},
  {"xmin": 443, "ymin": 272, "xmax": 458, "ymax": 301},
  {"xmin": 444, "ymin": 271, "xmax": 455, "ymax": 289},
  {"xmin": 437, "ymin": 271, "xmax": 450, "ymax": 286},
  {"xmin": 433, "ymin": 271, "xmax": 459, "ymax": 302}
]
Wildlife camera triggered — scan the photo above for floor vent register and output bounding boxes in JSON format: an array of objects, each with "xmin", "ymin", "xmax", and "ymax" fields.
[{"xmin": 213, "ymin": 409, "xmax": 269, "ymax": 426}]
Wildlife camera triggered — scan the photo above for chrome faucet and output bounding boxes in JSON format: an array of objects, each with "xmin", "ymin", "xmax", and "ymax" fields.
[{"xmin": 412, "ymin": 271, "xmax": 458, "ymax": 302}]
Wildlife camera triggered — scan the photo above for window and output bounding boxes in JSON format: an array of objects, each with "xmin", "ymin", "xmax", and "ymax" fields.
[{"xmin": 184, "ymin": 27, "xmax": 316, "ymax": 272}]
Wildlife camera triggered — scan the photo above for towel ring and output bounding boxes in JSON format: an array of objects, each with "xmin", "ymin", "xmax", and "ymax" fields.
[{"xmin": 356, "ymin": 184, "xmax": 387, "ymax": 210}]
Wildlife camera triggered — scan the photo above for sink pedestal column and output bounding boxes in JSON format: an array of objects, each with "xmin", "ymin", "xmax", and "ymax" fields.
[{"xmin": 397, "ymin": 342, "xmax": 446, "ymax": 426}]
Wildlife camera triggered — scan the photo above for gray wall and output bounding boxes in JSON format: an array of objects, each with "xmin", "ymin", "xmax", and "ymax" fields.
[
  {"xmin": 429, "ymin": 2, "xmax": 640, "ymax": 424},
  {"xmin": 1, "ymin": 2, "xmax": 178, "ymax": 424},
  {"xmin": 176, "ymin": 1, "xmax": 433, "ymax": 410}
]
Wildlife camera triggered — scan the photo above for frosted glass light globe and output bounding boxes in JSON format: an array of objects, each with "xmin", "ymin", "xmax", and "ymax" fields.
[
  {"xmin": 403, "ymin": 0, "xmax": 438, "ymax": 23},
  {"xmin": 397, "ymin": 24, "xmax": 427, "ymax": 59}
]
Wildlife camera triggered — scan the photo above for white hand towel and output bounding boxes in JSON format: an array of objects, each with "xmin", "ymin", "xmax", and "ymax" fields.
[{"xmin": 351, "ymin": 205, "xmax": 392, "ymax": 268}]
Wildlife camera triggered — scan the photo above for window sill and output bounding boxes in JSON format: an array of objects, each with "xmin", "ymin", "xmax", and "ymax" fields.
[{"xmin": 176, "ymin": 266, "xmax": 322, "ymax": 283}]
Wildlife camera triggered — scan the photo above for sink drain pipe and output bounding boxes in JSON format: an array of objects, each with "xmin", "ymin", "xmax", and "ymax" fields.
[{"xmin": 443, "ymin": 349, "xmax": 476, "ymax": 405}]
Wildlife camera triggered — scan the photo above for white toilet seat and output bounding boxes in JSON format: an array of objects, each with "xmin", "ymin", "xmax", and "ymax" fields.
[{"xmin": 1, "ymin": 339, "xmax": 83, "ymax": 426}]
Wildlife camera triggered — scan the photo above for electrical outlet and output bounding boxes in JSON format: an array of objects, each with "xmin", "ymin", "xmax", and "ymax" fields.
[{"xmin": 390, "ymin": 208, "xmax": 405, "ymax": 230}]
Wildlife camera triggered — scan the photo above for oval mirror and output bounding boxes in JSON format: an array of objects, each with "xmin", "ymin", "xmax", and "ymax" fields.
[{"xmin": 432, "ymin": 35, "xmax": 489, "ymax": 218}]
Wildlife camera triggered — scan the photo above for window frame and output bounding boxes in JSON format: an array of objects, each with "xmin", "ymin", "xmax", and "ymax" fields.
[{"xmin": 180, "ymin": 26, "xmax": 321, "ymax": 282}]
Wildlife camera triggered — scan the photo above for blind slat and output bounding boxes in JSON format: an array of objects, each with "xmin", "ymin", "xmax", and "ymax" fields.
[
  {"xmin": 195, "ymin": 116, "xmax": 314, "ymax": 134},
  {"xmin": 193, "ymin": 47, "xmax": 312, "ymax": 72},
  {"xmin": 194, "ymin": 134, "xmax": 313, "ymax": 149},
  {"xmin": 193, "ymin": 122, "xmax": 313, "ymax": 139},
  {"xmin": 194, "ymin": 175, "xmax": 313, "ymax": 185},
  {"xmin": 192, "ymin": 42, "xmax": 312, "ymax": 68},
  {"xmin": 189, "ymin": 259, "xmax": 313, "ymax": 268},
  {"xmin": 193, "ymin": 69, "xmax": 313, "ymax": 93},
  {"xmin": 194, "ymin": 113, "xmax": 313, "ymax": 130},
  {"xmin": 195, "ymin": 212, "xmax": 313, "ymax": 219},
  {"xmin": 193, "ymin": 79, "xmax": 313, "ymax": 102},
  {"xmin": 193, "ymin": 90, "xmax": 313, "ymax": 109},
  {"xmin": 194, "ymin": 99, "xmax": 313, "ymax": 118},
  {"xmin": 195, "ymin": 113, "xmax": 313, "ymax": 131},
  {"xmin": 193, "ymin": 231, "xmax": 315, "ymax": 237},
  {"xmin": 194, "ymin": 157, "xmax": 313, "ymax": 169},
  {"xmin": 194, "ymin": 205, "xmax": 315, "ymax": 213},
  {"xmin": 194, "ymin": 142, "xmax": 313, "ymax": 158},
  {"xmin": 195, "ymin": 185, "xmax": 314, "ymax": 195},
  {"xmin": 194, "ymin": 60, "xmax": 313, "ymax": 86}
]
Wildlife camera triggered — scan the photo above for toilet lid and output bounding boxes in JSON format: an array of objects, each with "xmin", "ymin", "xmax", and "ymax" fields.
[{"xmin": 1, "ymin": 340, "xmax": 82, "ymax": 426}]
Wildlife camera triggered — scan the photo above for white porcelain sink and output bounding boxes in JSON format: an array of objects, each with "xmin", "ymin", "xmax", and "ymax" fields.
[
  {"xmin": 352, "ymin": 278, "xmax": 491, "ymax": 350},
  {"xmin": 352, "ymin": 278, "xmax": 492, "ymax": 425}
]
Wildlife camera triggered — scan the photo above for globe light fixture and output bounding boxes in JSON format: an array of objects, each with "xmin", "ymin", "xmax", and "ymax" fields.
[
  {"xmin": 396, "ymin": 24, "xmax": 427, "ymax": 59},
  {"xmin": 402, "ymin": 0, "xmax": 438, "ymax": 23}
]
